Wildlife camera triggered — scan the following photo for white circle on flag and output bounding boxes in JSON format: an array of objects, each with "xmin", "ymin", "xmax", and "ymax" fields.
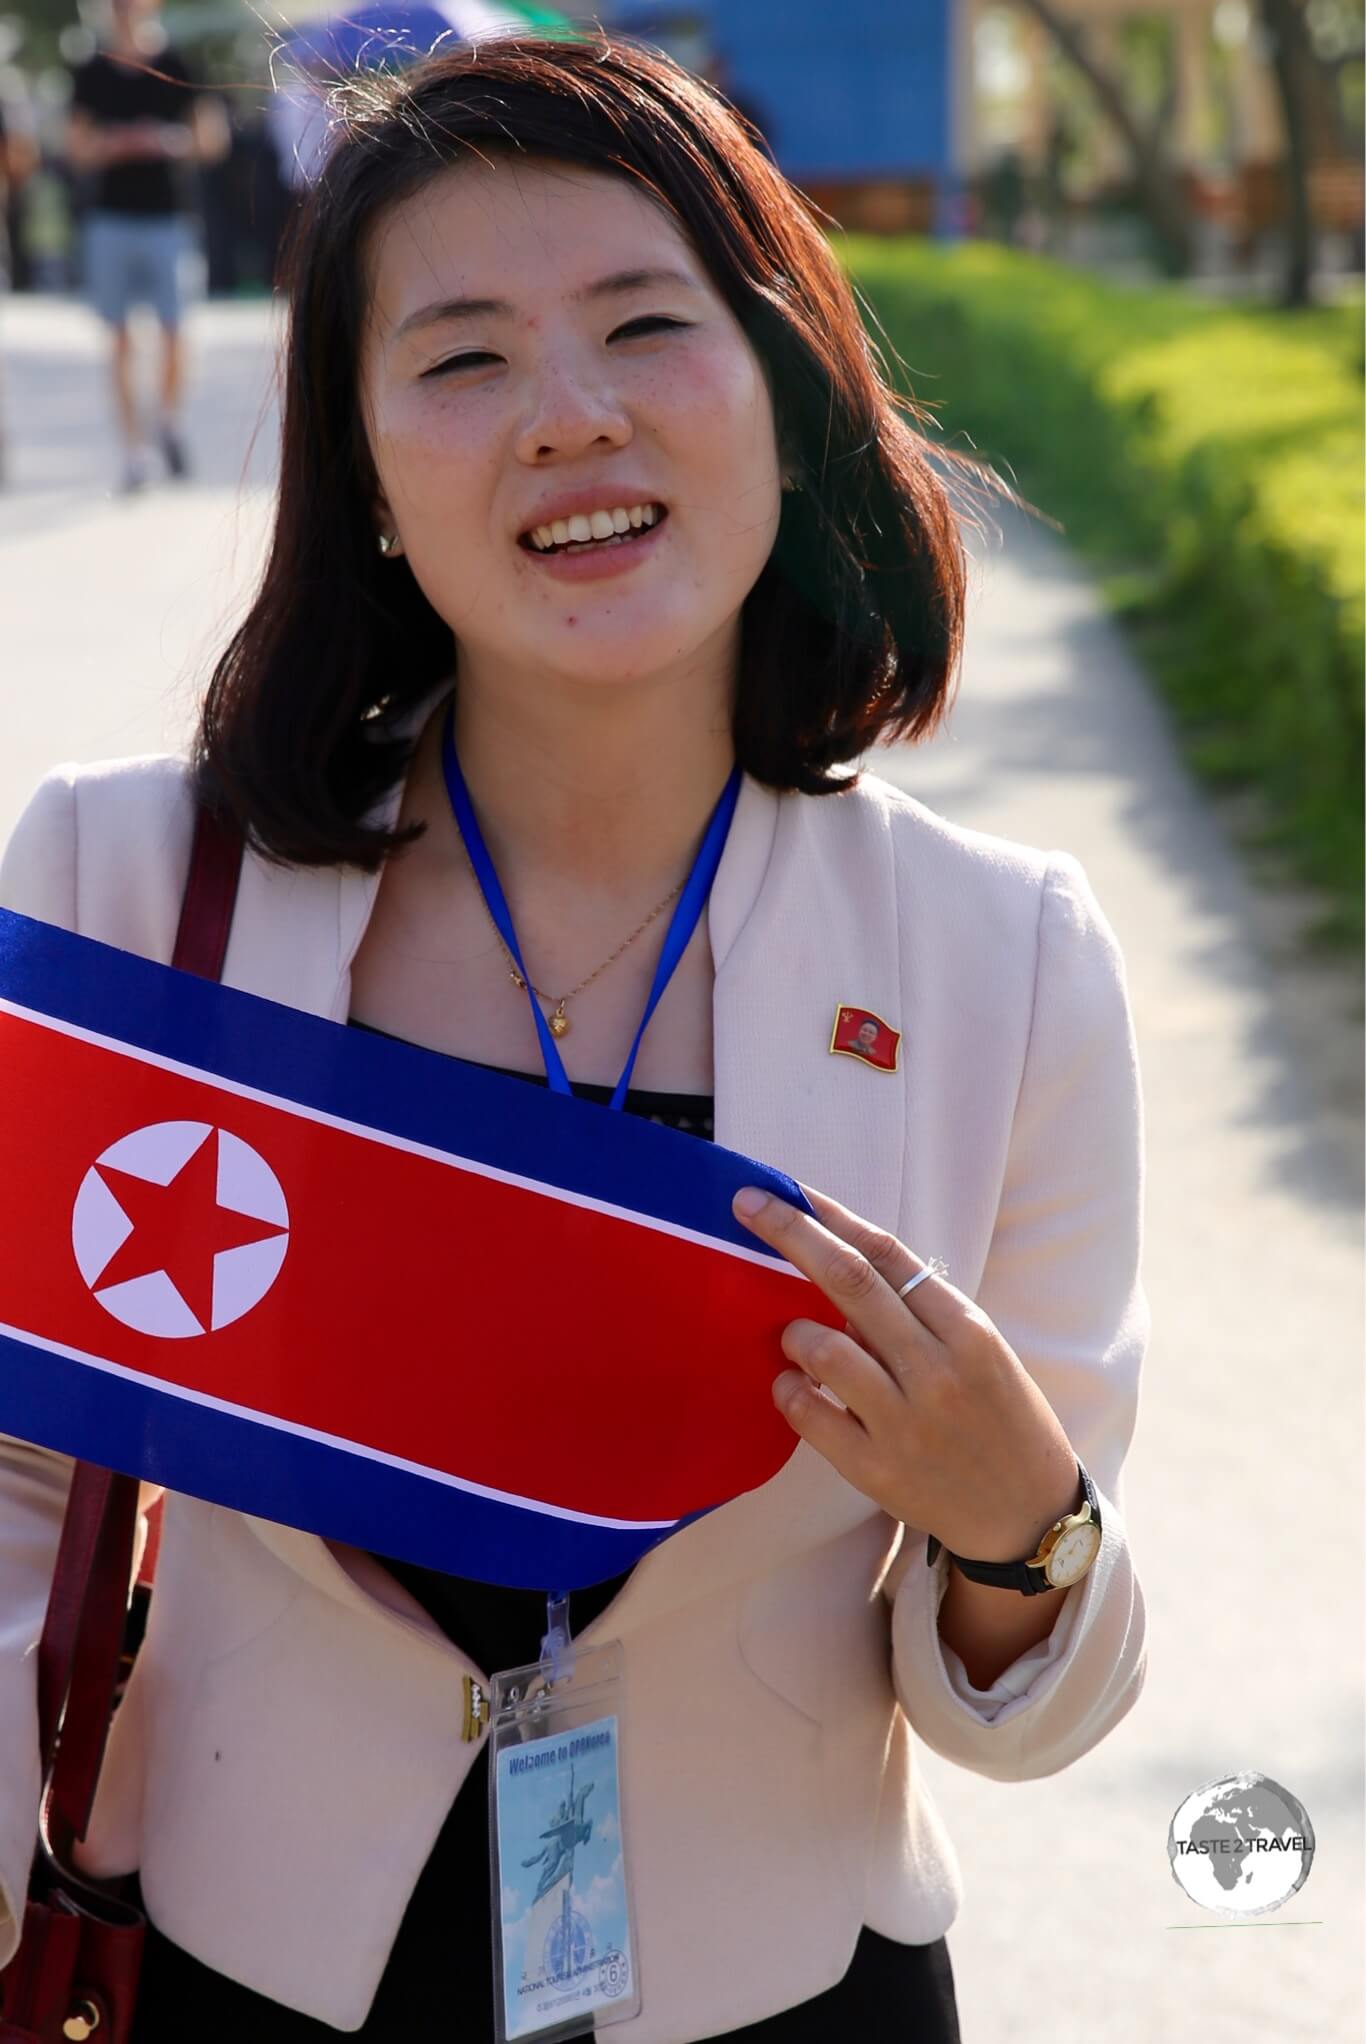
[{"xmin": 72, "ymin": 1121, "xmax": 290, "ymax": 1339}]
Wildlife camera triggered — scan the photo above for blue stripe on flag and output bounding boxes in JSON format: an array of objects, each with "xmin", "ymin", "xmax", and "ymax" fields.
[{"xmin": 0, "ymin": 1328, "xmax": 694, "ymax": 1589}]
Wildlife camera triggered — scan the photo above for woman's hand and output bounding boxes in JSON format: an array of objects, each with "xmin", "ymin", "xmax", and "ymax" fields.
[{"xmin": 732, "ymin": 1182, "xmax": 1083, "ymax": 1562}]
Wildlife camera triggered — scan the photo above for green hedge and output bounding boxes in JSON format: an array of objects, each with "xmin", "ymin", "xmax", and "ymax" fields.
[{"xmin": 835, "ymin": 238, "xmax": 1364, "ymax": 949}]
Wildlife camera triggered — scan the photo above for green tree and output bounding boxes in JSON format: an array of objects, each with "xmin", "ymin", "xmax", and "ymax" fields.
[{"xmin": 1011, "ymin": 0, "xmax": 1196, "ymax": 274}]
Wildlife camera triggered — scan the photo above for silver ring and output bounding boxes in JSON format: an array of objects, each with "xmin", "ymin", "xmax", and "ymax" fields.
[{"xmin": 897, "ymin": 1258, "xmax": 948, "ymax": 1299}]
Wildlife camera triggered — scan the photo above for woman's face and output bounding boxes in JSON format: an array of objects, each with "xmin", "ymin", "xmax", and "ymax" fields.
[{"xmin": 358, "ymin": 152, "xmax": 786, "ymax": 711}]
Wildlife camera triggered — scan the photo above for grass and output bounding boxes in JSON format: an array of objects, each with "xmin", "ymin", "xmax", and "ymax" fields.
[{"xmin": 833, "ymin": 238, "xmax": 1364, "ymax": 951}]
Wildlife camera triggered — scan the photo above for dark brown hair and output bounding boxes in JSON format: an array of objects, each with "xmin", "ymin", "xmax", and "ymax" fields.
[{"xmin": 196, "ymin": 30, "xmax": 984, "ymax": 868}]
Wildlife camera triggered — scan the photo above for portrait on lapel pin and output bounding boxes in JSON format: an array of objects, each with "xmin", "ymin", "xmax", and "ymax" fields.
[{"xmin": 829, "ymin": 1006, "xmax": 901, "ymax": 1073}]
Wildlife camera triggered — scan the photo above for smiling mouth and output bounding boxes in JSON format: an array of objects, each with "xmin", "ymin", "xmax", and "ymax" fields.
[{"xmin": 518, "ymin": 507, "xmax": 669, "ymax": 556}]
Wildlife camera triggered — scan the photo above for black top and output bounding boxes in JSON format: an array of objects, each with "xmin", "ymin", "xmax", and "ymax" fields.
[
  {"xmin": 128, "ymin": 1034, "xmax": 958, "ymax": 2041},
  {"xmin": 68, "ymin": 46, "xmax": 199, "ymax": 214}
]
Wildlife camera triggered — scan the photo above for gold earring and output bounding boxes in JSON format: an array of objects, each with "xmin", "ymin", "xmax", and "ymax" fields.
[{"xmin": 782, "ymin": 473, "xmax": 802, "ymax": 495}]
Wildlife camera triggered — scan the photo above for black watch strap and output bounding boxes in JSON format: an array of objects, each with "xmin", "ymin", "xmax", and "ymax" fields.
[{"xmin": 925, "ymin": 1461, "xmax": 1100, "ymax": 1595}]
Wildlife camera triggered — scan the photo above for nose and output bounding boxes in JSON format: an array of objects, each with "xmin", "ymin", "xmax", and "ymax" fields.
[{"xmin": 514, "ymin": 348, "xmax": 634, "ymax": 467}]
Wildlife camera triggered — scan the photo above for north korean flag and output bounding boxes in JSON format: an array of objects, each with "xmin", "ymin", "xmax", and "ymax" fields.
[{"xmin": 0, "ymin": 909, "xmax": 841, "ymax": 1589}]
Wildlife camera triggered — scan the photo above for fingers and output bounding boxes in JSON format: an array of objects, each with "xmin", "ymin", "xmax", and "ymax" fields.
[
  {"xmin": 779, "ymin": 1318, "xmax": 903, "ymax": 1433},
  {"xmin": 732, "ymin": 1186, "xmax": 955, "ymax": 1362},
  {"xmin": 799, "ymin": 1185, "xmax": 957, "ymax": 1328},
  {"xmin": 770, "ymin": 1364, "xmax": 880, "ymax": 1494}
]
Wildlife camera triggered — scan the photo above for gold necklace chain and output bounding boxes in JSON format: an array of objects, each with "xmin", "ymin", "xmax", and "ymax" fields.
[{"xmin": 460, "ymin": 840, "xmax": 685, "ymax": 1038}]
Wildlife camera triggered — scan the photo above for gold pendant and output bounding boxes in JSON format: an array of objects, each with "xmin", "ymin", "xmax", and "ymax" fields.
[{"xmin": 548, "ymin": 1007, "xmax": 571, "ymax": 1038}]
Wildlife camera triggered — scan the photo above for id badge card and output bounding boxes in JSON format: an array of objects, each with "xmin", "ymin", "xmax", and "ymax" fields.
[{"xmin": 489, "ymin": 1639, "xmax": 641, "ymax": 2041}]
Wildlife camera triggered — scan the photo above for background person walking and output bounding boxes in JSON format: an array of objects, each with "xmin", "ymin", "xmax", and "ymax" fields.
[
  {"xmin": 65, "ymin": 0, "xmax": 228, "ymax": 494},
  {"xmin": 0, "ymin": 94, "xmax": 38, "ymax": 488}
]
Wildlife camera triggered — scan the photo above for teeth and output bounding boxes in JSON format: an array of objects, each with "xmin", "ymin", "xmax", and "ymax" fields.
[{"xmin": 527, "ymin": 502, "xmax": 663, "ymax": 550}]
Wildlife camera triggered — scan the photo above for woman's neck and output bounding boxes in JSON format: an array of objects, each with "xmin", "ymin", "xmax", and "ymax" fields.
[{"xmin": 431, "ymin": 669, "xmax": 737, "ymax": 904}]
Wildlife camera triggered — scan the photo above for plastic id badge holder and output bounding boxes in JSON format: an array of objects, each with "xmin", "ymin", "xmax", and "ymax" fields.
[{"xmin": 489, "ymin": 1630, "xmax": 640, "ymax": 2042}]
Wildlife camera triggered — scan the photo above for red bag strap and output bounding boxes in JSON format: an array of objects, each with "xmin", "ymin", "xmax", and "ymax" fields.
[
  {"xmin": 38, "ymin": 800, "xmax": 245, "ymax": 1854},
  {"xmin": 37, "ymin": 1468, "xmax": 141, "ymax": 1851},
  {"xmin": 168, "ymin": 803, "xmax": 245, "ymax": 983}
]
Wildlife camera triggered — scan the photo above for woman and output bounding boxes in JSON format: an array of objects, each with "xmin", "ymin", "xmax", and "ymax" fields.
[{"xmin": 0, "ymin": 33, "xmax": 1149, "ymax": 2042}]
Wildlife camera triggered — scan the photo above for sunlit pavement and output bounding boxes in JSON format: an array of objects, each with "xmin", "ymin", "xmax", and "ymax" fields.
[
  {"xmin": 0, "ymin": 294, "xmax": 279, "ymax": 806},
  {"xmin": 1, "ymin": 294, "xmax": 1361, "ymax": 2044}
]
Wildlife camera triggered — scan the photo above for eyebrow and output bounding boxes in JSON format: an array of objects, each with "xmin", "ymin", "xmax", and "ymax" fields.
[{"xmin": 393, "ymin": 267, "xmax": 703, "ymax": 340}]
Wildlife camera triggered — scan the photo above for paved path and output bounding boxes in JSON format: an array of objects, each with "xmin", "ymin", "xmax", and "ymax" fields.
[
  {"xmin": 2, "ymin": 298, "xmax": 1361, "ymax": 2044},
  {"xmin": 0, "ymin": 296, "xmax": 278, "ymax": 800},
  {"xmin": 877, "ymin": 514, "xmax": 1363, "ymax": 2044}
]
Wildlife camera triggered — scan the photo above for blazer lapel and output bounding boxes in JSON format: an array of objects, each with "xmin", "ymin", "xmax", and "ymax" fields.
[
  {"xmin": 221, "ymin": 848, "xmax": 351, "ymax": 1020},
  {"xmin": 217, "ymin": 686, "xmax": 453, "ymax": 1020},
  {"xmin": 583, "ymin": 776, "xmax": 914, "ymax": 1637},
  {"xmin": 711, "ymin": 776, "xmax": 907, "ymax": 1236}
]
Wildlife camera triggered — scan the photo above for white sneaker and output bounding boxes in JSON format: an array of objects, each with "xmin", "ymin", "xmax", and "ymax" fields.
[{"xmin": 116, "ymin": 453, "xmax": 149, "ymax": 497}]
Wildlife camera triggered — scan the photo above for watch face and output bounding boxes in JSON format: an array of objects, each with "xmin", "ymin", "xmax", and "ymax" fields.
[{"xmin": 1044, "ymin": 1521, "xmax": 1101, "ymax": 1588}]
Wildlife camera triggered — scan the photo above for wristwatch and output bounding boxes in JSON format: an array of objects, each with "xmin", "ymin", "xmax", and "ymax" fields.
[{"xmin": 925, "ymin": 1460, "xmax": 1102, "ymax": 1595}]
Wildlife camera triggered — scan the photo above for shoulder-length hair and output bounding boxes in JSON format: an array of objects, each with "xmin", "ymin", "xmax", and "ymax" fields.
[{"xmin": 196, "ymin": 30, "xmax": 987, "ymax": 869}]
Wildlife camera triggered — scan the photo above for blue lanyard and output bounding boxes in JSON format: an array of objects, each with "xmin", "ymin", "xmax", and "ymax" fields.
[{"xmin": 440, "ymin": 701, "xmax": 741, "ymax": 1112}]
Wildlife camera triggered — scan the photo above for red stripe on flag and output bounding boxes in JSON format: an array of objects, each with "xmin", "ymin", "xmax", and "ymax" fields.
[{"xmin": 0, "ymin": 1013, "xmax": 831, "ymax": 1521}]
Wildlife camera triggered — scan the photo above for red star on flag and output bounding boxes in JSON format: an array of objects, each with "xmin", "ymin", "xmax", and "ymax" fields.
[{"xmin": 95, "ymin": 1130, "xmax": 287, "ymax": 1332}]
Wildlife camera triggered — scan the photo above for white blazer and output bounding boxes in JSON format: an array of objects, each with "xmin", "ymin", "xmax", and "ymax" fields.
[{"xmin": 0, "ymin": 708, "xmax": 1149, "ymax": 2037}]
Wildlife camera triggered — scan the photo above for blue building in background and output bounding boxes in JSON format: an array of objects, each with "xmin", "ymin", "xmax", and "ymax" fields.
[{"xmin": 601, "ymin": 0, "xmax": 963, "ymax": 234}]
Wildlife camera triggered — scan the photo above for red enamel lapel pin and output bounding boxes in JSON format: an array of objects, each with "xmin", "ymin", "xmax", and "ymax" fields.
[{"xmin": 829, "ymin": 1005, "xmax": 901, "ymax": 1073}]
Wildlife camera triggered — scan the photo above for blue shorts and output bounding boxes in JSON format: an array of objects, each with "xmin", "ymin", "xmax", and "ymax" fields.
[{"xmin": 84, "ymin": 211, "xmax": 191, "ymax": 329}]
